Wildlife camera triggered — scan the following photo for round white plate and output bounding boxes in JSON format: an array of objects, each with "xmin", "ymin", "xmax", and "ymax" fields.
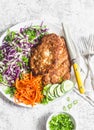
[
  {"xmin": 0, "ymin": 20, "xmax": 74, "ymax": 107},
  {"xmin": 0, "ymin": 20, "xmax": 74, "ymax": 108}
]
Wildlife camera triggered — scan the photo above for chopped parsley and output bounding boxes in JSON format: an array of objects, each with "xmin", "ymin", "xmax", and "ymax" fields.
[{"xmin": 5, "ymin": 87, "xmax": 16, "ymax": 97}]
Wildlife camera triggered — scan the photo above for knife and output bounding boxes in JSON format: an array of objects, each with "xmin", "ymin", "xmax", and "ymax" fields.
[{"xmin": 62, "ymin": 23, "xmax": 85, "ymax": 94}]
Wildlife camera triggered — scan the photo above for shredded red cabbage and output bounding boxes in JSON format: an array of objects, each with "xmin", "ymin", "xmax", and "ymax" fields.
[{"xmin": 0, "ymin": 23, "xmax": 48, "ymax": 86}]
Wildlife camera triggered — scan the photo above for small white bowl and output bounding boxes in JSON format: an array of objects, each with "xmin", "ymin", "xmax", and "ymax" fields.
[{"xmin": 46, "ymin": 112, "xmax": 76, "ymax": 130}]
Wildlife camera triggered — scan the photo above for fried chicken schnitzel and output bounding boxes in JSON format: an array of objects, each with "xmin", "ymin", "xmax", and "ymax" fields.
[{"xmin": 30, "ymin": 33, "xmax": 71, "ymax": 85}]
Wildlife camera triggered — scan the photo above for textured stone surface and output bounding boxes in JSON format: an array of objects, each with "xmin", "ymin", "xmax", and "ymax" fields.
[{"xmin": 0, "ymin": 0, "xmax": 94, "ymax": 130}]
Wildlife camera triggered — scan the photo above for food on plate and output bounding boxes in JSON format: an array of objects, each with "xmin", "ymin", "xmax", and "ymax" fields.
[
  {"xmin": 0, "ymin": 22, "xmax": 74, "ymax": 106},
  {"xmin": 0, "ymin": 24, "xmax": 48, "ymax": 86},
  {"xmin": 42, "ymin": 80, "xmax": 74, "ymax": 104},
  {"xmin": 14, "ymin": 73, "xmax": 43, "ymax": 105},
  {"xmin": 5, "ymin": 86, "xmax": 16, "ymax": 97},
  {"xmin": 30, "ymin": 33, "xmax": 71, "ymax": 85},
  {"xmin": 47, "ymin": 113, "xmax": 75, "ymax": 130}
]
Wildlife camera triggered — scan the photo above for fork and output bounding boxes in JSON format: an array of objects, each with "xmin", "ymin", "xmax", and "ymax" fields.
[
  {"xmin": 67, "ymin": 34, "xmax": 94, "ymax": 105},
  {"xmin": 78, "ymin": 35, "xmax": 94, "ymax": 88}
]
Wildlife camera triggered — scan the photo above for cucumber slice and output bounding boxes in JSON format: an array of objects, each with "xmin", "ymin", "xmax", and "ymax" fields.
[
  {"xmin": 42, "ymin": 80, "xmax": 74, "ymax": 103},
  {"xmin": 63, "ymin": 80, "xmax": 74, "ymax": 92},
  {"xmin": 43, "ymin": 84, "xmax": 52, "ymax": 96},
  {"xmin": 56, "ymin": 85, "xmax": 64, "ymax": 97},
  {"xmin": 47, "ymin": 90, "xmax": 55, "ymax": 100},
  {"xmin": 54, "ymin": 85, "xmax": 60, "ymax": 98},
  {"xmin": 60, "ymin": 82, "xmax": 65, "ymax": 93},
  {"xmin": 49, "ymin": 84, "xmax": 58, "ymax": 97},
  {"xmin": 47, "ymin": 96, "xmax": 54, "ymax": 101},
  {"xmin": 47, "ymin": 93, "xmax": 55, "ymax": 100}
]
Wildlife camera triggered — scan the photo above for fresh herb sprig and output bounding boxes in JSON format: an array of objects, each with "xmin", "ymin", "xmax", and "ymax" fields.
[{"xmin": 5, "ymin": 87, "xmax": 16, "ymax": 97}]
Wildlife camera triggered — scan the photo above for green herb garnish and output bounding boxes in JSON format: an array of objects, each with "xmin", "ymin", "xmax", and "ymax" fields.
[
  {"xmin": 4, "ymin": 30, "xmax": 16, "ymax": 42},
  {"xmin": 0, "ymin": 50, "xmax": 3, "ymax": 61},
  {"xmin": 5, "ymin": 87, "xmax": 16, "ymax": 97},
  {"xmin": 73, "ymin": 100, "xmax": 78, "ymax": 105},
  {"xmin": 67, "ymin": 97, "xmax": 71, "ymax": 102},
  {"xmin": 32, "ymin": 25, "xmax": 47, "ymax": 30},
  {"xmin": 22, "ymin": 56, "xmax": 29, "ymax": 65},
  {"xmin": 32, "ymin": 25, "xmax": 40, "ymax": 29},
  {"xmin": 63, "ymin": 106, "xmax": 67, "ymax": 111},
  {"xmin": 67, "ymin": 104, "xmax": 72, "ymax": 109},
  {"xmin": 19, "ymin": 73, "xmax": 23, "ymax": 79},
  {"xmin": 17, "ymin": 62, "xmax": 22, "ymax": 69},
  {"xmin": 39, "ymin": 33, "xmax": 44, "ymax": 39},
  {"xmin": 41, "ymin": 97, "xmax": 49, "ymax": 104},
  {"xmin": 0, "ymin": 74, "xmax": 3, "ymax": 82},
  {"xmin": 24, "ymin": 29, "xmax": 36, "ymax": 42},
  {"xmin": 16, "ymin": 47, "xmax": 22, "ymax": 52},
  {"xmin": 63, "ymin": 98, "xmax": 79, "ymax": 111},
  {"xmin": 49, "ymin": 113, "xmax": 75, "ymax": 130}
]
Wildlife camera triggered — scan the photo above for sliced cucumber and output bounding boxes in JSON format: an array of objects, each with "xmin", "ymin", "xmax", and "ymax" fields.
[
  {"xmin": 47, "ymin": 96, "xmax": 54, "ymax": 101},
  {"xmin": 54, "ymin": 85, "xmax": 60, "ymax": 98},
  {"xmin": 47, "ymin": 93, "xmax": 55, "ymax": 100},
  {"xmin": 49, "ymin": 84, "xmax": 58, "ymax": 97},
  {"xmin": 60, "ymin": 82, "xmax": 65, "ymax": 93},
  {"xmin": 56, "ymin": 85, "xmax": 64, "ymax": 97},
  {"xmin": 42, "ymin": 80, "xmax": 74, "ymax": 104},
  {"xmin": 47, "ymin": 89, "xmax": 55, "ymax": 100},
  {"xmin": 63, "ymin": 80, "xmax": 74, "ymax": 92},
  {"xmin": 43, "ymin": 84, "xmax": 52, "ymax": 96}
]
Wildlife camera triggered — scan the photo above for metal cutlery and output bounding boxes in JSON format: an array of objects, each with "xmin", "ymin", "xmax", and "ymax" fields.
[
  {"xmin": 78, "ymin": 35, "xmax": 94, "ymax": 88},
  {"xmin": 62, "ymin": 23, "xmax": 85, "ymax": 94}
]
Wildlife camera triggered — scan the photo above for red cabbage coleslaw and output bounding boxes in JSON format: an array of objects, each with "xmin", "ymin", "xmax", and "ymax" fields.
[{"xmin": 0, "ymin": 23, "xmax": 48, "ymax": 87}]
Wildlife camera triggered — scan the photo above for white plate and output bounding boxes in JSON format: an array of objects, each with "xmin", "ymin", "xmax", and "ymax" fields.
[
  {"xmin": 0, "ymin": 20, "xmax": 62, "ymax": 107},
  {"xmin": 0, "ymin": 20, "xmax": 73, "ymax": 107}
]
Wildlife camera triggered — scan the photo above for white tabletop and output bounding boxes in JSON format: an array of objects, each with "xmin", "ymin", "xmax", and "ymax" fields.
[{"xmin": 0, "ymin": 0, "xmax": 94, "ymax": 130}]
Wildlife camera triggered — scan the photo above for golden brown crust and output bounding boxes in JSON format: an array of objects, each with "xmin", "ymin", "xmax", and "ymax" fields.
[{"xmin": 30, "ymin": 33, "xmax": 71, "ymax": 85}]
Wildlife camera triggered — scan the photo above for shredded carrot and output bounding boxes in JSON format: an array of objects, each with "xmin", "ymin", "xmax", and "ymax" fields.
[{"xmin": 14, "ymin": 73, "xmax": 43, "ymax": 106}]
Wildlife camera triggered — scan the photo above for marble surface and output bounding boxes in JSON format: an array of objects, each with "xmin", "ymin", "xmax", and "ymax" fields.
[{"xmin": 0, "ymin": 0, "xmax": 94, "ymax": 130}]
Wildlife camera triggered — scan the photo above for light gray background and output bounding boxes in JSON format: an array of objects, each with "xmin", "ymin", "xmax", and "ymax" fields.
[{"xmin": 0, "ymin": 0, "xmax": 94, "ymax": 130}]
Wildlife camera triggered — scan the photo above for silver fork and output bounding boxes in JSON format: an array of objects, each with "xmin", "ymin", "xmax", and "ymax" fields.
[
  {"xmin": 68, "ymin": 35, "xmax": 94, "ymax": 106},
  {"xmin": 78, "ymin": 35, "xmax": 94, "ymax": 88}
]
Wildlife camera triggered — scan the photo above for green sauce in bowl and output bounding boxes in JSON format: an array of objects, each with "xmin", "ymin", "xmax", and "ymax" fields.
[{"xmin": 47, "ymin": 112, "xmax": 76, "ymax": 130}]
